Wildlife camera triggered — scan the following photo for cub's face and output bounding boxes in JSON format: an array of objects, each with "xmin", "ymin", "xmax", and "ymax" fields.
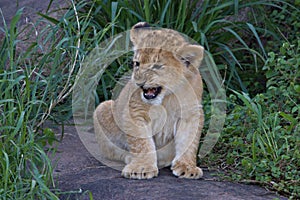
[
  {"xmin": 132, "ymin": 49, "xmax": 185, "ymax": 105},
  {"xmin": 130, "ymin": 22, "xmax": 204, "ymax": 105}
]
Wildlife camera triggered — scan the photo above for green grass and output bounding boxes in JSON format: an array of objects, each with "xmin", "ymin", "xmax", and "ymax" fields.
[
  {"xmin": 204, "ymin": 41, "xmax": 300, "ymax": 198},
  {"xmin": 0, "ymin": 1, "xmax": 112, "ymax": 198},
  {"xmin": 80, "ymin": 0, "xmax": 298, "ymax": 95},
  {"xmin": 0, "ymin": 8, "xmax": 59, "ymax": 199}
]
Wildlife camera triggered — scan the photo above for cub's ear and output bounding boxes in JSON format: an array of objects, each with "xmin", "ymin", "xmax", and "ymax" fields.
[
  {"xmin": 130, "ymin": 22, "xmax": 150, "ymax": 45},
  {"xmin": 176, "ymin": 45, "xmax": 204, "ymax": 68}
]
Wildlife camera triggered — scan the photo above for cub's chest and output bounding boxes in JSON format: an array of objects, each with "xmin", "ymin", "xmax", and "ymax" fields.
[{"xmin": 148, "ymin": 96, "xmax": 180, "ymax": 144}]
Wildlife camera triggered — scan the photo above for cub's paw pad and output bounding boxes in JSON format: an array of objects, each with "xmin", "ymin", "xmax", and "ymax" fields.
[
  {"xmin": 171, "ymin": 163, "xmax": 203, "ymax": 179},
  {"xmin": 122, "ymin": 164, "xmax": 158, "ymax": 179}
]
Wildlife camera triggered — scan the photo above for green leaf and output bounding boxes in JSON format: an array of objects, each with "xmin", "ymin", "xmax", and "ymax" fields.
[
  {"xmin": 160, "ymin": 0, "xmax": 172, "ymax": 26},
  {"xmin": 144, "ymin": 0, "xmax": 150, "ymax": 22},
  {"xmin": 293, "ymin": 85, "xmax": 300, "ymax": 93},
  {"xmin": 37, "ymin": 12, "xmax": 59, "ymax": 24},
  {"xmin": 279, "ymin": 111, "xmax": 296, "ymax": 125},
  {"xmin": 292, "ymin": 106, "xmax": 299, "ymax": 113},
  {"xmin": 12, "ymin": 111, "xmax": 25, "ymax": 137},
  {"xmin": 247, "ymin": 23, "xmax": 267, "ymax": 58}
]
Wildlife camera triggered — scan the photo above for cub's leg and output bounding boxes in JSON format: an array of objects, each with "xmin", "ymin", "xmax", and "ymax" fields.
[
  {"xmin": 171, "ymin": 108, "xmax": 204, "ymax": 179},
  {"xmin": 121, "ymin": 130, "xmax": 158, "ymax": 179},
  {"xmin": 93, "ymin": 100, "xmax": 131, "ymax": 165},
  {"xmin": 94, "ymin": 100, "xmax": 158, "ymax": 179}
]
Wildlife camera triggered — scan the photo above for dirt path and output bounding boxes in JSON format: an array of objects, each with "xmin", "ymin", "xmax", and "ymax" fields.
[{"xmin": 0, "ymin": 1, "xmax": 286, "ymax": 199}]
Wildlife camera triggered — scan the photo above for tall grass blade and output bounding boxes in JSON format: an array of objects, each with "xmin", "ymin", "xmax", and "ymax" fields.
[{"xmin": 247, "ymin": 23, "xmax": 267, "ymax": 58}]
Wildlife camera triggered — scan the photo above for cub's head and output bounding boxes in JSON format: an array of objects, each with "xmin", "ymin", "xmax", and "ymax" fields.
[{"xmin": 130, "ymin": 22, "xmax": 204, "ymax": 105}]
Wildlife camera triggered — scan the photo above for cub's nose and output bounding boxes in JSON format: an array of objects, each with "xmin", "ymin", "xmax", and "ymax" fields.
[{"xmin": 136, "ymin": 82, "xmax": 145, "ymax": 88}]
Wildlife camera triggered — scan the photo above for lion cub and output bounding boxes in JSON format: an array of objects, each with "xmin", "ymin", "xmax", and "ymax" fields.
[{"xmin": 94, "ymin": 22, "xmax": 204, "ymax": 179}]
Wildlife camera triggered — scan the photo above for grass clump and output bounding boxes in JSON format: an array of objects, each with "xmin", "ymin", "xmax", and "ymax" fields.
[
  {"xmin": 206, "ymin": 41, "xmax": 299, "ymax": 198},
  {"xmin": 1, "ymin": 0, "xmax": 114, "ymax": 198},
  {"xmin": 83, "ymin": 0, "xmax": 298, "ymax": 94},
  {"xmin": 0, "ymin": 9, "xmax": 59, "ymax": 199},
  {"xmin": 203, "ymin": 3, "xmax": 300, "ymax": 198}
]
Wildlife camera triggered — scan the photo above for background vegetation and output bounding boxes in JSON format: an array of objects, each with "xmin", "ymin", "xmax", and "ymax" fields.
[{"xmin": 0, "ymin": 0, "xmax": 299, "ymax": 199}]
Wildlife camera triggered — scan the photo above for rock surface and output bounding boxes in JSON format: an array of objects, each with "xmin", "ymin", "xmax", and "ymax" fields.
[{"xmin": 50, "ymin": 122, "xmax": 285, "ymax": 200}]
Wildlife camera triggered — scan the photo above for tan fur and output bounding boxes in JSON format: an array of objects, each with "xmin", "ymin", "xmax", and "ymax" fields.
[{"xmin": 94, "ymin": 22, "xmax": 204, "ymax": 179}]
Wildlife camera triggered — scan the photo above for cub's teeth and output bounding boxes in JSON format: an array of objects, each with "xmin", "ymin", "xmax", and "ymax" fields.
[{"xmin": 142, "ymin": 87, "xmax": 162, "ymax": 100}]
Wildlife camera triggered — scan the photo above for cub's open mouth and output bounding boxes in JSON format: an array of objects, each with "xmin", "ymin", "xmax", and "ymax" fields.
[{"xmin": 142, "ymin": 86, "xmax": 162, "ymax": 100}]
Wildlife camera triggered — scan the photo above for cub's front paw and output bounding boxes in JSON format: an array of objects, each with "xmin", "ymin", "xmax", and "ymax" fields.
[
  {"xmin": 171, "ymin": 161, "xmax": 203, "ymax": 179},
  {"xmin": 122, "ymin": 163, "xmax": 158, "ymax": 179}
]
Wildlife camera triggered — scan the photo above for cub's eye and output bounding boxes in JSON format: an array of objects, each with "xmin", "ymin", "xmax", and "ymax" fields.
[
  {"xmin": 152, "ymin": 64, "xmax": 163, "ymax": 70},
  {"xmin": 133, "ymin": 61, "xmax": 140, "ymax": 68}
]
